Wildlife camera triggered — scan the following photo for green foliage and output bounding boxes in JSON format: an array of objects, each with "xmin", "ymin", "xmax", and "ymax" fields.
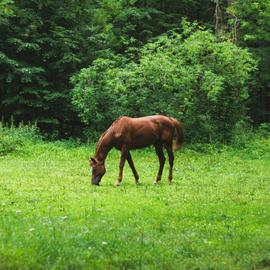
[
  {"xmin": 0, "ymin": 121, "xmax": 41, "ymax": 155},
  {"xmin": 89, "ymin": 0, "xmax": 215, "ymax": 53},
  {"xmin": 257, "ymin": 123, "xmax": 270, "ymax": 138},
  {"xmin": 228, "ymin": 0, "xmax": 270, "ymax": 124},
  {"xmin": 0, "ymin": 0, "xmax": 94, "ymax": 135},
  {"xmin": 0, "ymin": 0, "xmax": 14, "ymax": 19},
  {"xmin": 0, "ymin": 0, "xmax": 217, "ymax": 137},
  {"xmin": 72, "ymin": 22, "xmax": 256, "ymax": 142},
  {"xmin": 71, "ymin": 54, "xmax": 127, "ymax": 132},
  {"xmin": 0, "ymin": 0, "xmax": 269, "ymax": 140},
  {"xmin": 229, "ymin": 0, "xmax": 270, "ymax": 44},
  {"xmin": 0, "ymin": 131, "xmax": 22, "ymax": 155}
]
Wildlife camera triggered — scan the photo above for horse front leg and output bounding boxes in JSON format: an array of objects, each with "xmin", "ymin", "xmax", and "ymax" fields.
[
  {"xmin": 115, "ymin": 145, "xmax": 128, "ymax": 187},
  {"xmin": 127, "ymin": 151, "xmax": 139, "ymax": 184},
  {"xmin": 154, "ymin": 143, "xmax": 165, "ymax": 184}
]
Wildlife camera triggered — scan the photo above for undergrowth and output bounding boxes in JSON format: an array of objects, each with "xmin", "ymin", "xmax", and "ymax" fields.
[{"xmin": 0, "ymin": 122, "xmax": 41, "ymax": 155}]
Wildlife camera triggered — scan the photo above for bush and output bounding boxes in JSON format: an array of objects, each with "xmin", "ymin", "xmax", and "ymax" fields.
[
  {"xmin": 230, "ymin": 120, "xmax": 253, "ymax": 148},
  {"xmin": 257, "ymin": 123, "xmax": 270, "ymax": 138},
  {"xmin": 0, "ymin": 122, "xmax": 42, "ymax": 155},
  {"xmin": 72, "ymin": 21, "xmax": 256, "ymax": 143},
  {"xmin": 230, "ymin": 121, "xmax": 270, "ymax": 149}
]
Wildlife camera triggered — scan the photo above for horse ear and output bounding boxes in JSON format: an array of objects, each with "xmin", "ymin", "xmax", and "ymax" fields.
[{"xmin": 90, "ymin": 157, "xmax": 97, "ymax": 165}]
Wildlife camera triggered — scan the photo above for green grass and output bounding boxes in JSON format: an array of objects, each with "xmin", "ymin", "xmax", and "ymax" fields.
[{"xmin": 1, "ymin": 139, "xmax": 270, "ymax": 270}]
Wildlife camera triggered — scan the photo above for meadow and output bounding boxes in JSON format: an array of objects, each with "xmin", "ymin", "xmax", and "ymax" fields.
[{"xmin": 1, "ymin": 138, "xmax": 270, "ymax": 270}]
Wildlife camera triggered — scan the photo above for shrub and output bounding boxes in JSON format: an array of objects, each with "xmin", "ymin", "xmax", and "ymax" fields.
[
  {"xmin": 72, "ymin": 21, "xmax": 256, "ymax": 143},
  {"xmin": 0, "ymin": 122, "xmax": 42, "ymax": 155},
  {"xmin": 257, "ymin": 123, "xmax": 270, "ymax": 138}
]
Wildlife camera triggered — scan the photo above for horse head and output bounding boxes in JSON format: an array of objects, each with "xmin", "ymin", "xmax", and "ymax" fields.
[{"xmin": 89, "ymin": 157, "xmax": 106, "ymax": 185}]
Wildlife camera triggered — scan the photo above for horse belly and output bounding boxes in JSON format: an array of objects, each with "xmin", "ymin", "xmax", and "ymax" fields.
[{"xmin": 129, "ymin": 133, "xmax": 158, "ymax": 149}]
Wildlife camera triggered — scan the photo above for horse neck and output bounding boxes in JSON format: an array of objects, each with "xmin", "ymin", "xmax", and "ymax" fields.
[{"xmin": 95, "ymin": 131, "xmax": 113, "ymax": 162}]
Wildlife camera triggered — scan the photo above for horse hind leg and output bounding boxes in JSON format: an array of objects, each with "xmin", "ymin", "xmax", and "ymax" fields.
[
  {"xmin": 154, "ymin": 143, "xmax": 165, "ymax": 184},
  {"xmin": 127, "ymin": 151, "xmax": 139, "ymax": 184},
  {"xmin": 165, "ymin": 143, "xmax": 174, "ymax": 184}
]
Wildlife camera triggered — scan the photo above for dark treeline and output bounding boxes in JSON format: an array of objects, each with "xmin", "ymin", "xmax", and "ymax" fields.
[{"xmin": 0, "ymin": 0, "xmax": 269, "ymax": 142}]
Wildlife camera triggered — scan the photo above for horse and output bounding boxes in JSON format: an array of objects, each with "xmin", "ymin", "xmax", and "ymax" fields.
[{"xmin": 90, "ymin": 115, "xmax": 183, "ymax": 186}]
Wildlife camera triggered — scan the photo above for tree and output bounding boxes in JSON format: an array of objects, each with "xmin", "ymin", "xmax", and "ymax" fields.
[
  {"xmin": 0, "ymin": 0, "xmax": 217, "ymax": 137},
  {"xmin": 0, "ymin": 0, "xmax": 93, "ymax": 136},
  {"xmin": 72, "ymin": 21, "xmax": 256, "ymax": 142},
  {"xmin": 228, "ymin": 0, "xmax": 270, "ymax": 124}
]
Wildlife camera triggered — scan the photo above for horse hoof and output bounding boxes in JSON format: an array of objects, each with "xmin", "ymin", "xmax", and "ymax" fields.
[
  {"xmin": 153, "ymin": 181, "xmax": 159, "ymax": 185},
  {"xmin": 114, "ymin": 181, "xmax": 120, "ymax": 187}
]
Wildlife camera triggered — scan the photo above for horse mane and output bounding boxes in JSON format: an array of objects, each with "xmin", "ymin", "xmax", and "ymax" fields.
[{"xmin": 95, "ymin": 116, "xmax": 124, "ymax": 155}]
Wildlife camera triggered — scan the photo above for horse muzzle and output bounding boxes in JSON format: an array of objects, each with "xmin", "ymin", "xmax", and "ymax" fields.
[{"xmin": 91, "ymin": 176, "xmax": 101, "ymax": 186}]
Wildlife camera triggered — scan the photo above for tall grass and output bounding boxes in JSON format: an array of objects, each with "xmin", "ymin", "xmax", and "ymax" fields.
[{"xmin": 0, "ymin": 121, "xmax": 41, "ymax": 155}]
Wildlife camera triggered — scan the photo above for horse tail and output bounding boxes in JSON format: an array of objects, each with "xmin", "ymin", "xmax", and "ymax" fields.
[{"xmin": 170, "ymin": 117, "xmax": 184, "ymax": 151}]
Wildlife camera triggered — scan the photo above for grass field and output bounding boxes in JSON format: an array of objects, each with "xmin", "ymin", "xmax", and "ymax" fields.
[{"xmin": 1, "ymin": 139, "xmax": 270, "ymax": 270}]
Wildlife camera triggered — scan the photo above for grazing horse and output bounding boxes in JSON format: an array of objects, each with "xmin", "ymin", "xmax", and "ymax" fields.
[{"xmin": 90, "ymin": 115, "xmax": 183, "ymax": 186}]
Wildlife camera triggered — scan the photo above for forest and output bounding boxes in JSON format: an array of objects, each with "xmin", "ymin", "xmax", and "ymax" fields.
[{"xmin": 0, "ymin": 0, "xmax": 269, "ymax": 142}]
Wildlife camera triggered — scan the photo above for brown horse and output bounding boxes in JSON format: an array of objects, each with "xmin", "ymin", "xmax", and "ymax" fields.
[{"xmin": 90, "ymin": 115, "xmax": 183, "ymax": 186}]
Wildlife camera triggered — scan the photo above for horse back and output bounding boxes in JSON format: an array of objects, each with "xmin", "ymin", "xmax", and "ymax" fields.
[{"xmin": 112, "ymin": 115, "xmax": 174, "ymax": 149}]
